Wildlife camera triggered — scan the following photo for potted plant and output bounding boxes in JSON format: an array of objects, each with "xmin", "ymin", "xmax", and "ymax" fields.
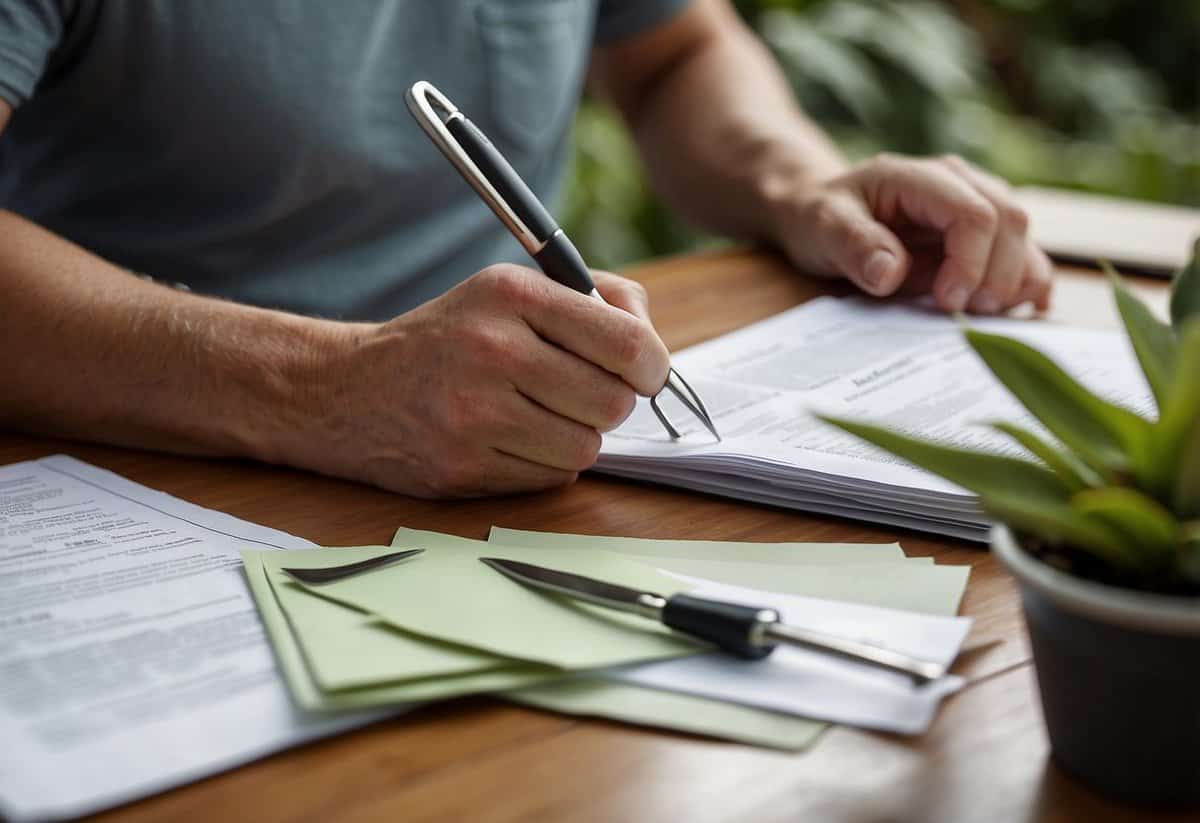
[{"xmin": 822, "ymin": 240, "xmax": 1200, "ymax": 807}]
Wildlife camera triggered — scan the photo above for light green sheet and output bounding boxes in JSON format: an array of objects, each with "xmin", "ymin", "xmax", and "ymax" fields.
[
  {"xmin": 505, "ymin": 679, "xmax": 826, "ymax": 751},
  {"xmin": 244, "ymin": 552, "xmax": 553, "ymax": 710},
  {"xmin": 245, "ymin": 527, "xmax": 968, "ymax": 751},
  {"xmin": 261, "ymin": 535, "xmax": 703, "ymax": 670},
  {"xmin": 480, "ymin": 528, "xmax": 968, "ymax": 616},
  {"xmin": 244, "ymin": 546, "xmax": 826, "ymax": 749},
  {"xmin": 485, "ymin": 527, "xmax": 907, "ymax": 565},
  {"xmin": 257, "ymin": 547, "xmax": 557, "ymax": 694}
]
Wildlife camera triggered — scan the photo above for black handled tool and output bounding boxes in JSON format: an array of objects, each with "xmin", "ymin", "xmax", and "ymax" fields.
[{"xmin": 479, "ymin": 557, "xmax": 947, "ymax": 683}]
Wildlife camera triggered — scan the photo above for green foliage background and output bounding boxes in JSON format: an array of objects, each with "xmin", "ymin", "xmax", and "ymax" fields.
[{"xmin": 563, "ymin": 0, "xmax": 1200, "ymax": 270}]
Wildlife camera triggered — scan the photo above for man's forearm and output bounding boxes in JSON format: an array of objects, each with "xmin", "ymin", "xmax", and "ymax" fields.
[
  {"xmin": 601, "ymin": 0, "xmax": 846, "ymax": 244},
  {"xmin": 0, "ymin": 209, "xmax": 348, "ymax": 461}
]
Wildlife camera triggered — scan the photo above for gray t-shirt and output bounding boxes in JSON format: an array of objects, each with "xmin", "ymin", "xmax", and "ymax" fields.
[{"xmin": 0, "ymin": 0, "xmax": 687, "ymax": 320}]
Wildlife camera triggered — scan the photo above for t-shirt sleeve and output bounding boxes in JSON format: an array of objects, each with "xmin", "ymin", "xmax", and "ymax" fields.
[
  {"xmin": 0, "ymin": 0, "xmax": 64, "ymax": 107},
  {"xmin": 594, "ymin": 0, "xmax": 691, "ymax": 44}
]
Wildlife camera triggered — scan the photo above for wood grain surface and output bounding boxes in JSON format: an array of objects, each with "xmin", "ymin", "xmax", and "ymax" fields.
[{"xmin": 1, "ymin": 249, "xmax": 1185, "ymax": 823}]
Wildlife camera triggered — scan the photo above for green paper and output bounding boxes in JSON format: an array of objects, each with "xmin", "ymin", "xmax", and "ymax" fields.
[
  {"xmin": 504, "ymin": 678, "xmax": 826, "ymax": 751},
  {"xmin": 245, "ymin": 550, "xmax": 556, "ymax": 710},
  {"xmin": 262, "ymin": 533, "xmax": 701, "ymax": 669},
  {"xmin": 482, "ymin": 528, "xmax": 966, "ymax": 615},
  {"xmin": 244, "ymin": 527, "xmax": 968, "ymax": 750},
  {"xmin": 245, "ymin": 548, "xmax": 827, "ymax": 748},
  {"xmin": 260, "ymin": 547, "xmax": 558, "ymax": 692},
  {"xmin": 646, "ymin": 558, "xmax": 965, "ymax": 615},
  {"xmin": 481, "ymin": 526, "xmax": 908, "ymax": 565}
]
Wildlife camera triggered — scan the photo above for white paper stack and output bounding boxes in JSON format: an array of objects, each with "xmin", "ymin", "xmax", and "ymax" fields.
[{"xmin": 598, "ymin": 297, "xmax": 1153, "ymax": 542}]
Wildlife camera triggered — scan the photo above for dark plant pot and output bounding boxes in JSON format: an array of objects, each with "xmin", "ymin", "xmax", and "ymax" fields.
[{"xmin": 991, "ymin": 526, "xmax": 1200, "ymax": 808}]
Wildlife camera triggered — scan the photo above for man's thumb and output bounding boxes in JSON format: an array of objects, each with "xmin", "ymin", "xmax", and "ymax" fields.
[
  {"xmin": 834, "ymin": 221, "xmax": 908, "ymax": 297},
  {"xmin": 799, "ymin": 196, "xmax": 909, "ymax": 296}
]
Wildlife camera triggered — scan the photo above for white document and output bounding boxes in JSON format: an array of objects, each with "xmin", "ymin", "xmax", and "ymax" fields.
[
  {"xmin": 603, "ymin": 577, "xmax": 971, "ymax": 734},
  {"xmin": 1015, "ymin": 185, "xmax": 1200, "ymax": 276},
  {"xmin": 599, "ymin": 297, "xmax": 1152, "ymax": 540},
  {"xmin": 0, "ymin": 456, "xmax": 379, "ymax": 822}
]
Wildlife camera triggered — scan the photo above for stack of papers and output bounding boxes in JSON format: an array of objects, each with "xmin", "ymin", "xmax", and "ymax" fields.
[
  {"xmin": 597, "ymin": 297, "xmax": 1152, "ymax": 541},
  {"xmin": 244, "ymin": 526, "xmax": 973, "ymax": 750}
]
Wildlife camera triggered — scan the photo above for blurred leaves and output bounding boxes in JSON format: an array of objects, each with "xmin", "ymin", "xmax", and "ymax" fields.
[
  {"xmin": 1171, "ymin": 239, "xmax": 1200, "ymax": 330},
  {"xmin": 964, "ymin": 328, "xmax": 1154, "ymax": 485},
  {"xmin": 819, "ymin": 413, "xmax": 1137, "ymax": 566},
  {"xmin": 565, "ymin": 0, "xmax": 1200, "ymax": 267},
  {"xmin": 1105, "ymin": 260, "xmax": 1177, "ymax": 409}
]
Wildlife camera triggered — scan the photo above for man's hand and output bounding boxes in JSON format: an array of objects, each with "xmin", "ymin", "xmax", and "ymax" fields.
[
  {"xmin": 594, "ymin": 1, "xmax": 1053, "ymax": 316},
  {"xmin": 302, "ymin": 265, "xmax": 670, "ymax": 498},
  {"xmin": 0, "ymin": 202, "xmax": 667, "ymax": 500},
  {"xmin": 766, "ymin": 154, "xmax": 1053, "ymax": 314}
]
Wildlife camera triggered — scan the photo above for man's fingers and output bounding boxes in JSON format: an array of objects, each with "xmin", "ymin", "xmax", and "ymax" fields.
[
  {"xmin": 866, "ymin": 155, "xmax": 1000, "ymax": 312},
  {"xmin": 511, "ymin": 331, "xmax": 637, "ymax": 431},
  {"xmin": 492, "ymin": 392, "xmax": 604, "ymax": 473},
  {"xmin": 969, "ymin": 212, "xmax": 1027, "ymax": 313},
  {"xmin": 940, "ymin": 156, "xmax": 1031, "ymax": 313},
  {"xmin": 1014, "ymin": 242, "xmax": 1054, "ymax": 311},
  {"xmin": 483, "ymin": 268, "xmax": 669, "ymax": 396},
  {"xmin": 452, "ymin": 451, "xmax": 578, "ymax": 497},
  {"xmin": 796, "ymin": 192, "xmax": 911, "ymax": 296},
  {"xmin": 593, "ymin": 271, "xmax": 653, "ymax": 324},
  {"xmin": 484, "ymin": 453, "xmax": 579, "ymax": 496}
]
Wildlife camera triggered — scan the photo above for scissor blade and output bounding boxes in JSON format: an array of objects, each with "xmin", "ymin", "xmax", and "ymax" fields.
[
  {"xmin": 282, "ymin": 548, "xmax": 424, "ymax": 585},
  {"xmin": 480, "ymin": 557, "xmax": 656, "ymax": 616}
]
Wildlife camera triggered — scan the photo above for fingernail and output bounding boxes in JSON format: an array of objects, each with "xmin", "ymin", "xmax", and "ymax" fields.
[
  {"xmin": 944, "ymin": 285, "xmax": 970, "ymax": 312},
  {"xmin": 863, "ymin": 250, "xmax": 895, "ymax": 289},
  {"xmin": 974, "ymin": 290, "xmax": 1000, "ymax": 314}
]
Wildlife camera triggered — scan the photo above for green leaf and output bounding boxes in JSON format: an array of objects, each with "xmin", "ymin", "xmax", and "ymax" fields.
[
  {"xmin": 982, "ymin": 493, "xmax": 1139, "ymax": 570},
  {"xmin": 1169, "ymin": 237, "xmax": 1200, "ymax": 332},
  {"xmin": 1174, "ymin": 423, "xmax": 1200, "ymax": 519},
  {"xmin": 1102, "ymin": 260, "xmax": 1176, "ymax": 411},
  {"xmin": 1070, "ymin": 487, "xmax": 1178, "ymax": 563},
  {"xmin": 759, "ymin": 11, "xmax": 887, "ymax": 127},
  {"xmin": 990, "ymin": 421, "xmax": 1103, "ymax": 492},
  {"xmin": 820, "ymin": 415, "xmax": 1134, "ymax": 567},
  {"xmin": 1177, "ymin": 521, "xmax": 1200, "ymax": 583},
  {"xmin": 965, "ymin": 329, "xmax": 1153, "ymax": 485},
  {"xmin": 1153, "ymin": 321, "xmax": 1200, "ymax": 516},
  {"xmin": 820, "ymin": 415, "xmax": 1072, "ymax": 500}
]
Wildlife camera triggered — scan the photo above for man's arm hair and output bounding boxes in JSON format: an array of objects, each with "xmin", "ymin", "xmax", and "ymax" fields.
[
  {"xmin": 590, "ymin": 0, "xmax": 846, "ymax": 243},
  {"xmin": 0, "ymin": 99, "xmax": 351, "ymax": 461}
]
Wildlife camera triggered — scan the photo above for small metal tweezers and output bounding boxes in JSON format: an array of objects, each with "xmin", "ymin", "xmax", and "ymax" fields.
[{"xmin": 652, "ymin": 369, "xmax": 720, "ymax": 441}]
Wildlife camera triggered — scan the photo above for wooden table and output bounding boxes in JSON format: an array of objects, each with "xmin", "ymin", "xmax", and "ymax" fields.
[{"xmin": 1, "ymin": 250, "xmax": 1185, "ymax": 823}]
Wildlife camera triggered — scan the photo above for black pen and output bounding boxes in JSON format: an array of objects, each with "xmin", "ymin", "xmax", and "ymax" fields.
[{"xmin": 405, "ymin": 80, "xmax": 720, "ymax": 442}]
